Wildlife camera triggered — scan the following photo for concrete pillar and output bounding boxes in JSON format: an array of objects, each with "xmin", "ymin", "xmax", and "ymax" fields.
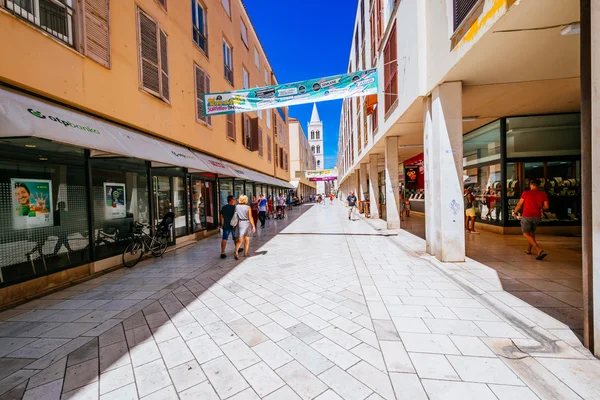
[
  {"xmin": 359, "ymin": 164, "xmax": 368, "ymax": 202},
  {"xmin": 385, "ymin": 137, "xmax": 400, "ymax": 229},
  {"xmin": 583, "ymin": 0, "xmax": 599, "ymax": 356},
  {"xmin": 423, "ymin": 96, "xmax": 436, "ymax": 255},
  {"xmin": 368, "ymin": 154, "xmax": 380, "ymax": 219},
  {"xmin": 430, "ymin": 82, "xmax": 465, "ymax": 262}
]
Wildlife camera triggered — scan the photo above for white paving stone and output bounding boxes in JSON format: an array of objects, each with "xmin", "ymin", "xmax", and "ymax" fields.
[
  {"xmin": 240, "ymin": 362, "xmax": 285, "ymax": 397},
  {"xmin": 252, "ymin": 340, "xmax": 294, "ymax": 369},
  {"xmin": 276, "ymin": 360, "xmax": 328, "ymax": 400},
  {"xmin": 319, "ymin": 366, "xmax": 373, "ymax": 400},
  {"xmin": 201, "ymin": 355, "xmax": 249, "ymax": 399},
  {"xmin": 221, "ymin": 339, "xmax": 261, "ymax": 370}
]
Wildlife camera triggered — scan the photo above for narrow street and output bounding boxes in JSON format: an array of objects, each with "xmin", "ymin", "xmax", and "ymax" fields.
[{"xmin": 0, "ymin": 202, "xmax": 599, "ymax": 399}]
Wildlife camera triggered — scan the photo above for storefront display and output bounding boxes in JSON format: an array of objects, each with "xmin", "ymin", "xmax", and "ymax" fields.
[
  {"xmin": 12, "ymin": 178, "xmax": 54, "ymax": 229},
  {"xmin": 462, "ymin": 114, "xmax": 581, "ymax": 228},
  {"xmin": 103, "ymin": 182, "xmax": 126, "ymax": 220}
]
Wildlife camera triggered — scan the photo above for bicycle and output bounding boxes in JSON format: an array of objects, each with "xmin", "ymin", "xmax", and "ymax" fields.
[{"xmin": 122, "ymin": 221, "xmax": 169, "ymax": 268}]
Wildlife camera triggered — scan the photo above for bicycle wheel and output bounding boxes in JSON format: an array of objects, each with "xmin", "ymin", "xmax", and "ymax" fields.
[
  {"xmin": 150, "ymin": 234, "xmax": 168, "ymax": 258},
  {"xmin": 123, "ymin": 239, "xmax": 143, "ymax": 268}
]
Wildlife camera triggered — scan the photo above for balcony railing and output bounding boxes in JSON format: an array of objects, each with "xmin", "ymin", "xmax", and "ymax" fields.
[{"xmin": 5, "ymin": 0, "xmax": 74, "ymax": 46}]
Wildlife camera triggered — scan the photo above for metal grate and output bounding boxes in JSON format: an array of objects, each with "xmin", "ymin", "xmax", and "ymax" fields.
[
  {"xmin": 453, "ymin": 0, "xmax": 479, "ymax": 31},
  {"xmin": 5, "ymin": 0, "xmax": 74, "ymax": 45}
]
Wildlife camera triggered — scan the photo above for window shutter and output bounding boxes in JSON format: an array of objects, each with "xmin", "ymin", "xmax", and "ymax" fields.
[
  {"xmin": 138, "ymin": 10, "xmax": 160, "ymax": 96},
  {"xmin": 227, "ymin": 114, "xmax": 236, "ymax": 140},
  {"xmin": 250, "ymin": 118, "xmax": 259, "ymax": 152},
  {"xmin": 84, "ymin": 0, "xmax": 110, "ymax": 68},
  {"xmin": 258, "ymin": 127, "xmax": 263, "ymax": 156},
  {"xmin": 195, "ymin": 65, "xmax": 205, "ymax": 122},
  {"xmin": 204, "ymin": 75, "xmax": 212, "ymax": 126},
  {"xmin": 267, "ymin": 135, "xmax": 272, "ymax": 162},
  {"xmin": 159, "ymin": 28, "xmax": 169, "ymax": 101}
]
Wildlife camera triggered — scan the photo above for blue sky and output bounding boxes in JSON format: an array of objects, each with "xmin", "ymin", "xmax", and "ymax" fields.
[{"xmin": 243, "ymin": 0, "xmax": 358, "ymax": 169}]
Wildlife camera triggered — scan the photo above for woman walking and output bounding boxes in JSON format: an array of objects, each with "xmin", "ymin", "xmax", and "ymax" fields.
[
  {"xmin": 234, "ymin": 195, "xmax": 256, "ymax": 259},
  {"xmin": 250, "ymin": 195, "xmax": 259, "ymax": 228}
]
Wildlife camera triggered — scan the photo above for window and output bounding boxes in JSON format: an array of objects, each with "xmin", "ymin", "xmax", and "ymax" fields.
[
  {"xmin": 156, "ymin": 0, "xmax": 166, "ymax": 11},
  {"xmin": 227, "ymin": 114, "xmax": 236, "ymax": 141},
  {"xmin": 383, "ymin": 23, "xmax": 397, "ymax": 113},
  {"xmin": 194, "ymin": 64, "xmax": 211, "ymax": 126},
  {"xmin": 279, "ymin": 147, "xmax": 284, "ymax": 169},
  {"xmin": 242, "ymin": 115, "xmax": 252, "ymax": 150},
  {"xmin": 5, "ymin": 0, "xmax": 75, "ymax": 46},
  {"xmin": 242, "ymin": 67, "xmax": 249, "ymax": 89},
  {"xmin": 258, "ymin": 127, "xmax": 264, "ymax": 157},
  {"xmin": 254, "ymin": 48, "xmax": 260, "ymax": 69},
  {"xmin": 370, "ymin": 0, "xmax": 383, "ymax": 65},
  {"xmin": 266, "ymin": 108, "xmax": 271, "ymax": 129},
  {"xmin": 360, "ymin": 0, "xmax": 365, "ymax": 42},
  {"xmin": 463, "ymin": 121, "xmax": 501, "ymax": 168},
  {"xmin": 221, "ymin": 0, "xmax": 230, "ymax": 17},
  {"xmin": 354, "ymin": 29, "xmax": 359, "ymax": 67},
  {"xmin": 264, "ymin": 68, "xmax": 269, "ymax": 85},
  {"xmin": 257, "ymin": 87, "xmax": 262, "ymax": 118},
  {"xmin": 506, "ymin": 114, "xmax": 581, "ymax": 158},
  {"xmin": 223, "ymin": 39, "xmax": 234, "ymax": 85},
  {"xmin": 275, "ymin": 144, "xmax": 279, "ymax": 167},
  {"xmin": 311, "ymin": 145, "xmax": 315, "ymax": 153},
  {"xmin": 317, "ymin": 160, "xmax": 321, "ymax": 168},
  {"xmin": 311, "ymin": 131, "xmax": 314, "ymax": 140},
  {"xmin": 192, "ymin": 0, "xmax": 207, "ymax": 55},
  {"xmin": 284, "ymin": 152, "xmax": 288, "ymax": 171},
  {"xmin": 138, "ymin": 8, "xmax": 170, "ymax": 102},
  {"xmin": 267, "ymin": 135, "xmax": 272, "ymax": 162},
  {"xmin": 453, "ymin": 0, "xmax": 478, "ymax": 31},
  {"xmin": 240, "ymin": 20, "xmax": 249, "ymax": 48},
  {"xmin": 316, "ymin": 145, "xmax": 321, "ymax": 154},
  {"xmin": 316, "ymin": 130, "xmax": 320, "ymax": 140}
]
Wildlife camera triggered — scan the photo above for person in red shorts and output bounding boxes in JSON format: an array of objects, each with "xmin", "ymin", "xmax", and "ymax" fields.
[{"xmin": 512, "ymin": 178, "xmax": 549, "ymax": 260}]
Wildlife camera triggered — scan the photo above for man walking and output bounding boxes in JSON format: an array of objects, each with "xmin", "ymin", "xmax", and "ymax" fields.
[
  {"xmin": 258, "ymin": 194, "xmax": 267, "ymax": 228},
  {"xmin": 219, "ymin": 195, "xmax": 237, "ymax": 259},
  {"xmin": 512, "ymin": 178, "xmax": 549, "ymax": 260},
  {"xmin": 347, "ymin": 191, "xmax": 357, "ymax": 220}
]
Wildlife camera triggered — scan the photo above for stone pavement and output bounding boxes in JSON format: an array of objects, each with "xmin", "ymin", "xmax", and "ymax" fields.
[{"xmin": 0, "ymin": 202, "xmax": 599, "ymax": 399}]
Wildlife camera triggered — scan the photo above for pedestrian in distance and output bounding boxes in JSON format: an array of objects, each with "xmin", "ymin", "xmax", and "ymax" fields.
[
  {"xmin": 250, "ymin": 195, "xmax": 259, "ymax": 229},
  {"xmin": 399, "ymin": 193, "xmax": 405, "ymax": 221},
  {"xmin": 330, "ymin": 193, "xmax": 334, "ymax": 204},
  {"xmin": 464, "ymin": 186, "xmax": 479, "ymax": 234},
  {"xmin": 219, "ymin": 195, "xmax": 238, "ymax": 259},
  {"xmin": 258, "ymin": 194, "xmax": 267, "ymax": 228},
  {"xmin": 347, "ymin": 191, "xmax": 358, "ymax": 220},
  {"xmin": 512, "ymin": 178, "xmax": 549, "ymax": 260},
  {"xmin": 233, "ymin": 195, "xmax": 256, "ymax": 259}
]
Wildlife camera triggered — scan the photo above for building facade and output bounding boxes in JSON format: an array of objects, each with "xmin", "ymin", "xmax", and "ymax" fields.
[
  {"xmin": 336, "ymin": 0, "xmax": 600, "ymax": 356},
  {"xmin": 288, "ymin": 118, "xmax": 317, "ymax": 201},
  {"xmin": 0, "ymin": 0, "xmax": 292, "ymax": 307},
  {"xmin": 308, "ymin": 103, "xmax": 325, "ymax": 194}
]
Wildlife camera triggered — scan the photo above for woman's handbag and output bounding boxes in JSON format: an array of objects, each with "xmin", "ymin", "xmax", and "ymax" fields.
[{"xmin": 230, "ymin": 207, "xmax": 239, "ymax": 227}]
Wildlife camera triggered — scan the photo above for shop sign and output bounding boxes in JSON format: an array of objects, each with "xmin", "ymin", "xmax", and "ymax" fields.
[
  {"xmin": 11, "ymin": 178, "xmax": 54, "ymax": 229},
  {"xmin": 104, "ymin": 182, "xmax": 126, "ymax": 220},
  {"xmin": 203, "ymin": 69, "xmax": 378, "ymax": 116},
  {"xmin": 405, "ymin": 167, "xmax": 419, "ymax": 186}
]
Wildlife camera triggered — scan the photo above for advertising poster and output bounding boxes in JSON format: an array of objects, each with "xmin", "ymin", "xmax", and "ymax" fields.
[
  {"xmin": 305, "ymin": 169, "xmax": 338, "ymax": 181},
  {"xmin": 405, "ymin": 167, "xmax": 419, "ymax": 187},
  {"xmin": 104, "ymin": 182, "xmax": 126, "ymax": 220},
  {"xmin": 203, "ymin": 68, "xmax": 378, "ymax": 116},
  {"xmin": 12, "ymin": 178, "xmax": 53, "ymax": 229}
]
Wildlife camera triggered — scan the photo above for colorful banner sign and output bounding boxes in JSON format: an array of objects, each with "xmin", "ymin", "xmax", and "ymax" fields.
[
  {"xmin": 310, "ymin": 177, "xmax": 337, "ymax": 182},
  {"xmin": 305, "ymin": 169, "xmax": 337, "ymax": 179},
  {"xmin": 12, "ymin": 178, "xmax": 53, "ymax": 230},
  {"xmin": 203, "ymin": 69, "xmax": 378, "ymax": 116}
]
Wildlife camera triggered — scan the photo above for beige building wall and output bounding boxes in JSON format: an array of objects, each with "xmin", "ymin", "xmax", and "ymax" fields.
[
  {"xmin": 0, "ymin": 0, "xmax": 289, "ymax": 180},
  {"xmin": 288, "ymin": 119, "xmax": 316, "ymax": 196}
]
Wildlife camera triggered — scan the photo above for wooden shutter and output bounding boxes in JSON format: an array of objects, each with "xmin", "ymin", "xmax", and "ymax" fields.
[
  {"xmin": 227, "ymin": 114, "xmax": 236, "ymax": 140},
  {"xmin": 267, "ymin": 135, "xmax": 272, "ymax": 162},
  {"xmin": 258, "ymin": 127, "xmax": 263, "ymax": 157},
  {"xmin": 84, "ymin": 0, "xmax": 110, "ymax": 68},
  {"xmin": 138, "ymin": 9, "xmax": 160, "ymax": 96},
  {"xmin": 250, "ymin": 118, "xmax": 259, "ymax": 152},
  {"xmin": 384, "ymin": 23, "xmax": 397, "ymax": 113},
  {"xmin": 159, "ymin": 28, "xmax": 169, "ymax": 101},
  {"xmin": 195, "ymin": 65, "xmax": 211, "ymax": 125}
]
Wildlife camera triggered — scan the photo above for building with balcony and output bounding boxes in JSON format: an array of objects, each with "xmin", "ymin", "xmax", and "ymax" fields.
[
  {"xmin": 288, "ymin": 118, "xmax": 317, "ymax": 201},
  {"xmin": 0, "ymin": 0, "xmax": 292, "ymax": 306},
  {"xmin": 336, "ymin": 0, "xmax": 600, "ymax": 356}
]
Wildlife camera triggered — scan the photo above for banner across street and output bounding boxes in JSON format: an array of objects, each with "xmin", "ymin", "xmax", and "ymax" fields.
[{"xmin": 202, "ymin": 68, "xmax": 378, "ymax": 116}]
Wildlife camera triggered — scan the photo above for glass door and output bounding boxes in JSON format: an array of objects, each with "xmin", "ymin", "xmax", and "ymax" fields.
[
  {"xmin": 204, "ymin": 181, "xmax": 216, "ymax": 230},
  {"xmin": 153, "ymin": 175, "xmax": 174, "ymax": 244},
  {"xmin": 173, "ymin": 177, "xmax": 187, "ymax": 237}
]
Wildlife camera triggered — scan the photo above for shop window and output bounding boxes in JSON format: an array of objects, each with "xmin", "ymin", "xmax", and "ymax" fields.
[
  {"xmin": 506, "ymin": 114, "xmax": 581, "ymax": 158},
  {"xmin": 463, "ymin": 120, "xmax": 501, "ymax": 168},
  {"xmin": 173, "ymin": 176, "xmax": 187, "ymax": 237},
  {"xmin": 463, "ymin": 163, "xmax": 503, "ymax": 224},
  {"xmin": 0, "ymin": 138, "xmax": 90, "ymax": 286},
  {"xmin": 90, "ymin": 158, "xmax": 149, "ymax": 260},
  {"xmin": 219, "ymin": 179, "xmax": 233, "ymax": 210}
]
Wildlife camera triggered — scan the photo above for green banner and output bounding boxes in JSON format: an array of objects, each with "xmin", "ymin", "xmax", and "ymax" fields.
[{"xmin": 203, "ymin": 68, "xmax": 378, "ymax": 116}]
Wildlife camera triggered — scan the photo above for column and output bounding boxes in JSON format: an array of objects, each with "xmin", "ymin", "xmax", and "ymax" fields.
[
  {"xmin": 385, "ymin": 137, "xmax": 400, "ymax": 229},
  {"xmin": 423, "ymin": 96, "xmax": 436, "ymax": 256},
  {"xmin": 430, "ymin": 82, "xmax": 465, "ymax": 262},
  {"xmin": 369, "ymin": 154, "xmax": 380, "ymax": 219},
  {"xmin": 582, "ymin": 0, "xmax": 599, "ymax": 356},
  {"xmin": 359, "ymin": 164, "xmax": 368, "ymax": 202}
]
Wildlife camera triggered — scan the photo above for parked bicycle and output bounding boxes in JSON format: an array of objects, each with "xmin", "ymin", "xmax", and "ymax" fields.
[{"xmin": 122, "ymin": 213, "xmax": 173, "ymax": 267}]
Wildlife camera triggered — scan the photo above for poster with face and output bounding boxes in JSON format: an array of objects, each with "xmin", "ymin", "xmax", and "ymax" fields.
[
  {"xmin": 11, "ymin": 178, "xmax": 54, "ymax": 229},
  {"xmin": 104, "ymin": 182, "xmax": 126, "ymax": 220}
]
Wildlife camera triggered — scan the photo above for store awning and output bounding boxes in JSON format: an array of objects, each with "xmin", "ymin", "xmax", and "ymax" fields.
[{"xmin": 0, "ymin": 87, "xmax": 211, "ymax": 171}]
